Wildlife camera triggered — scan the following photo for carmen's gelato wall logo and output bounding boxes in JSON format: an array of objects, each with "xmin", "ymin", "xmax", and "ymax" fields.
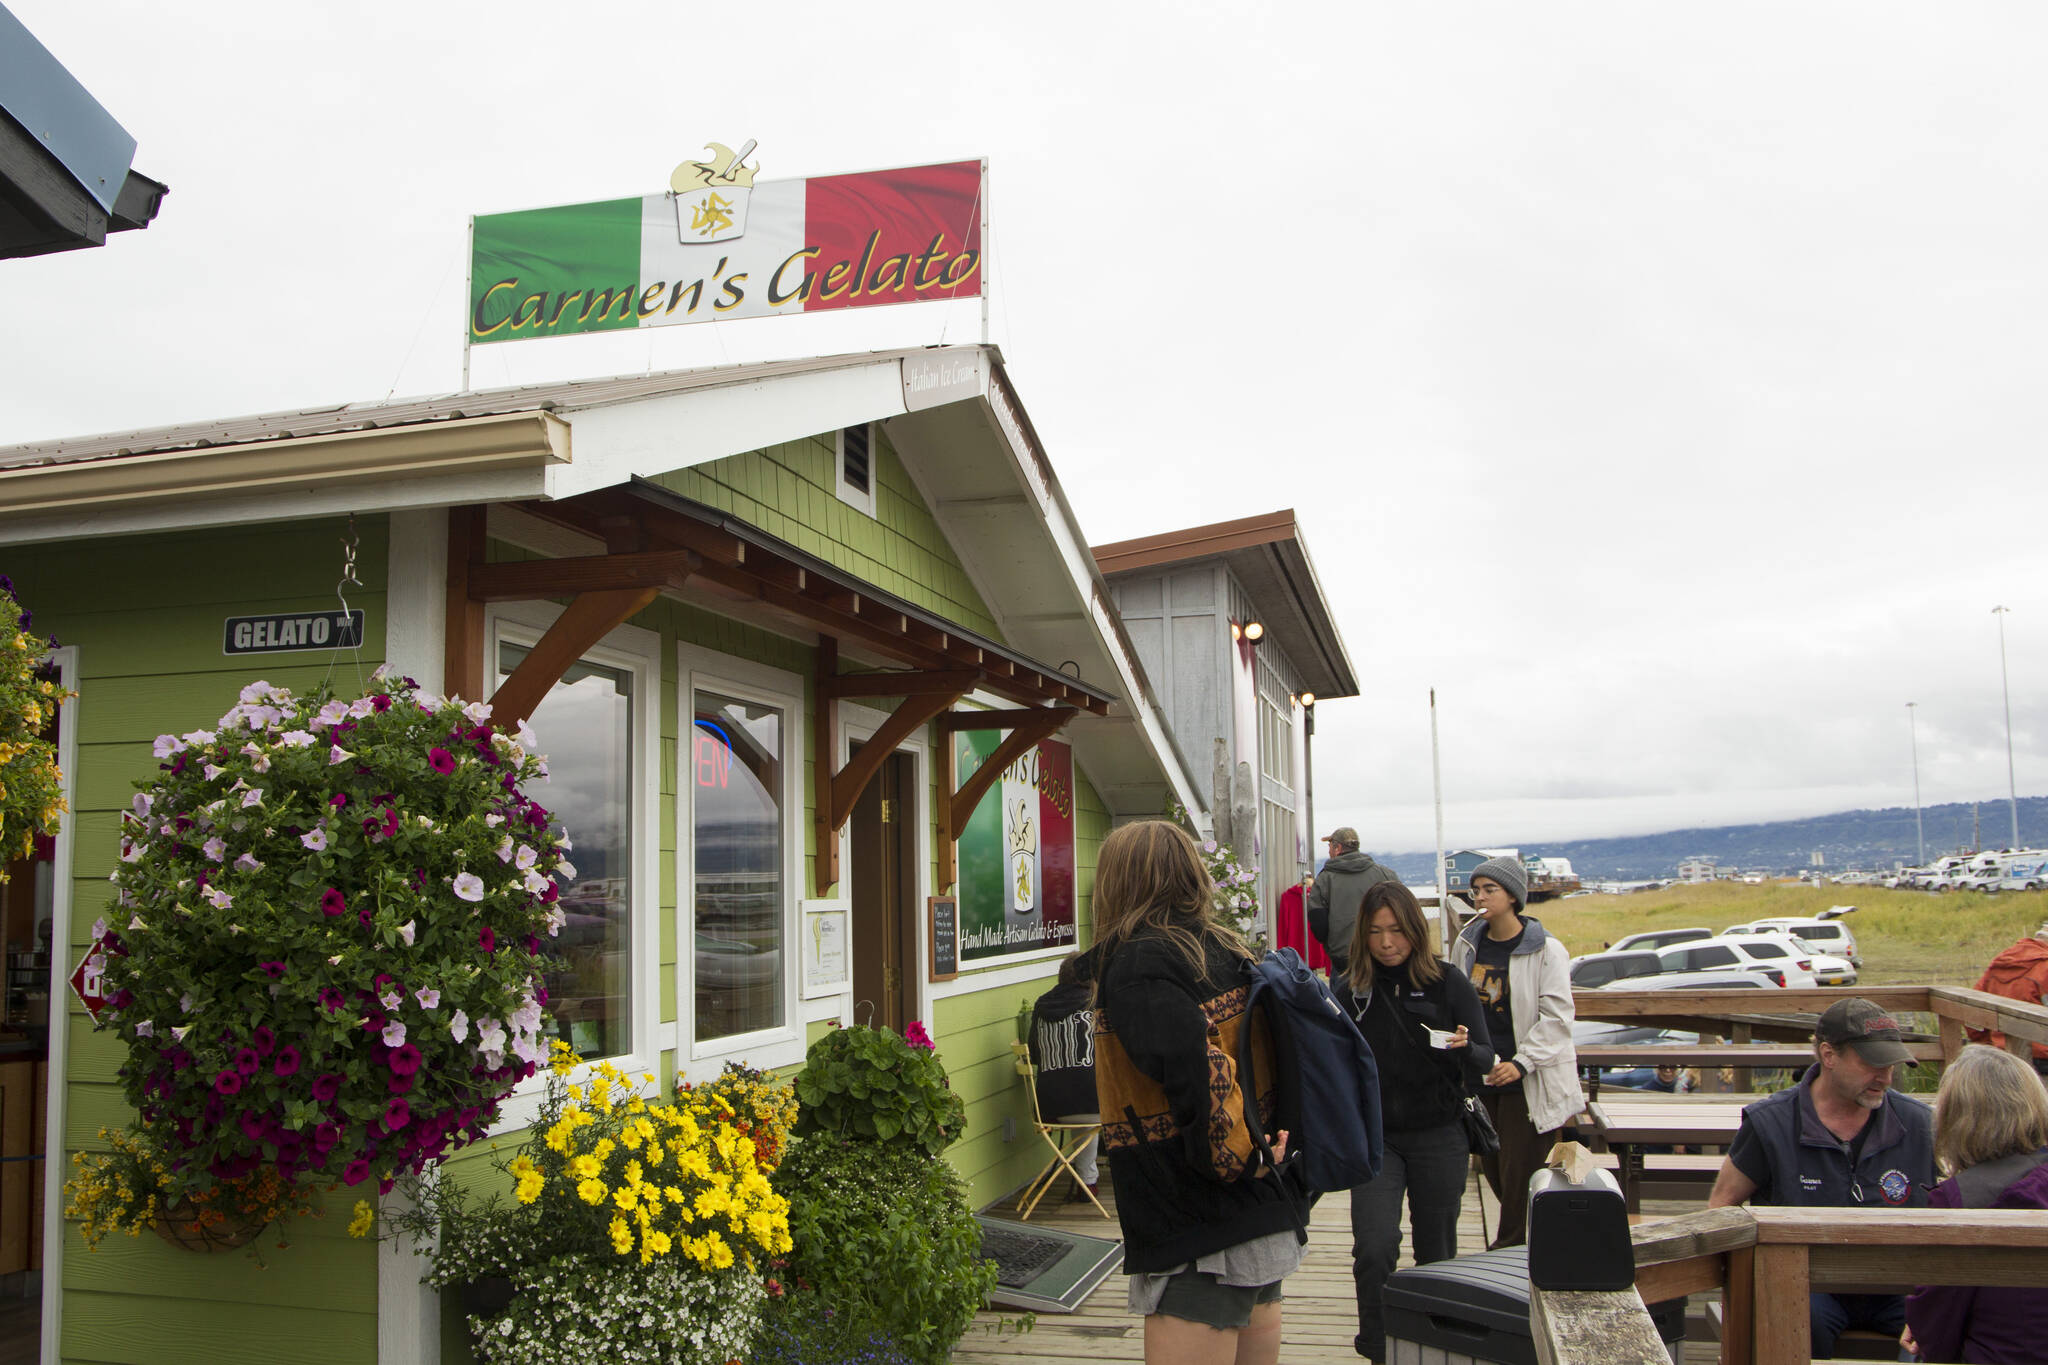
[
  {"xmin": 467, "ymin": 150, "xmax": 984, "ymax": 345},
  {"xmin": 670, "ymin": 139, "xmax": 757, "ymax": 244}
]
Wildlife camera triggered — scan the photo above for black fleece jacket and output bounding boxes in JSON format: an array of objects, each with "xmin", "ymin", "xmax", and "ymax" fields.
[
  {"xmin": 1093, "ymin": 928, "xmax": 1311, "ymax": 1272},
  {"xmin": 1335, "ymin": 963, "xmax": 1493, "ymax": 1133}
]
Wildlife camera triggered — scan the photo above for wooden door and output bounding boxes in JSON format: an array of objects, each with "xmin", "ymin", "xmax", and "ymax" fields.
[{"xmin": 849, "ymin": 749, "xmax": 918, "ymax": 1034}]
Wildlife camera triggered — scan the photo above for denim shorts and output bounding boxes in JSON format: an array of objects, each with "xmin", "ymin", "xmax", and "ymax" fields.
[{"xmin": 1150, "ymin": 1268, "xmax": 1284, "ymax": 1329}]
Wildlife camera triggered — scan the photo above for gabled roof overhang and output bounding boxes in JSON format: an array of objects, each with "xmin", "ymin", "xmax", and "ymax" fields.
[{"xmin": 0, "ymin": 344, "xmax": 1206, "ymax": 834}]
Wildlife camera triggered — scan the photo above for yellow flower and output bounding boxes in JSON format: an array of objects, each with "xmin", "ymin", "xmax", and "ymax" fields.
[
  {"xmin": 346, "ymin": 1200, "xmax": 375, "ymax": 1238},
  {"xmin": 577, "ymin": 1178, "xmax": 608, "ymax": 1205},
  {"xmin": 646, "ymin": 1229, "xmax": 672, "ymax": 1255},
  {"xmin": 608, "ymin": 1216, "xmax": 633, "ymax": 1254},
  {"xmin": 569, "ymin": 1153, "xmax": 601, "ymax": 1180},
  {"xmin": 515, "ymin": 1172, "xmax": 544, "ymax": 1205},
  {"xmin": 612, "ymin": 1185, "xmax": 639, "ymax": 1212}
]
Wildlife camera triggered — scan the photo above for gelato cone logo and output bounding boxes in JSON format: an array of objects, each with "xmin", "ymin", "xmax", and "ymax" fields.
[{"xmin": 670, "ymin": 139, "xmax": 758, "ymax": 245}]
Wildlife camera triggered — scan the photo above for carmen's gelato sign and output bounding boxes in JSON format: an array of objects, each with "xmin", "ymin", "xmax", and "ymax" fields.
[
  {"xmin": 954, "ymin": 733, "xmax": 1075, "ymax": 964},
  {"xmin": 468, "ymin": 146, "xmax": 984, "ymax": 345}
]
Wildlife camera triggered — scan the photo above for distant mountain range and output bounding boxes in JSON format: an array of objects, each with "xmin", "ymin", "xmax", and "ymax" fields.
[{"xmin": 1376, "ymin": 795, "xmax": 2048, "ymax": 883}]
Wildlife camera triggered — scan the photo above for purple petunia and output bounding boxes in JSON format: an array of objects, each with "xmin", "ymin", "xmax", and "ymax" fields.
[
  {"xmin": 383, "ymin": 1098, "xmax": 411, "ymax": 1130},
  {"xmin": 329, "ymin": 793, "xmax": 349, "ymax": 809},
  {"xmin": 387, "ymin": 1043, "xmax": 422, "ymax": 1075},
  {"xmin": 273, "ymin": 1046, "xmax": 301, "ymax": 1077},
  {"xmin": 427, "ymin": 747, "xmax": 457, "ymax": 774},
  {"xmin": 213, "ymin": 1070, "xmax": 242, "ymax": 1096},
  {"xmin": 311, "ymin": 1073, "xmax": 343, "ymax": 1102},
  {"xmin": 342, "ymin": 1159, "xmax": 371, "ymax": 1186},
  {"xmin": 252, "ymin": 1025, "xmax": 276, "ymax": 1055},
  {"xmin": 319, "ymin": 987, "xmax": 346, "ymax": 1013},
  {"xmin": 257, "ymin": 961, "xmax": 286, "ymax": 979},
  {"xmin": 478, "ymin": 926, "xmax": 495, "ymax": 954},
  {"xmin": 235, "ymin": 1048, "xmax": 260, "ymax": 1076},
  {"xmin": 320, "ymin": 887, "xmax": 347, "ymax": 917}
]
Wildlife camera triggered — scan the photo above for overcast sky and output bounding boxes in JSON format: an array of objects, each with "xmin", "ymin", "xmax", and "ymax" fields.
[{"xmin": 4, "ymin": 2, "xmax": 2042, "ymax": 855}]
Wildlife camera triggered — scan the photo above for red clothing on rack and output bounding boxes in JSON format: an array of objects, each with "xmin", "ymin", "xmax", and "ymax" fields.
[{"xmin": 1274, "ymin": 883, "xmax": 1331, "ymax": 972}]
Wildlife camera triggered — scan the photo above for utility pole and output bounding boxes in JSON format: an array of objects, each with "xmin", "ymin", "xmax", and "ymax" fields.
[
  {"xmin": 1431, "ymin": 689, "xmax": 1449, "ymax": 950},
  {"xmin": 1908, "ymin": 702, "xmax": 1925, "ymax": 866},
  {"xmin": 1994, "ymin": 606, "xmax": 2019, "ymax": 848}
]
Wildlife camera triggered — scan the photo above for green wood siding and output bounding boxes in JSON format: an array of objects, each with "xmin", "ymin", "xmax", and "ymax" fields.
[
  {"xmin": 5, "ymin": 518, "xmax": 387, "ymax": 1364},
  {"xmin": 644, "ymin": 428, "xmax": 1000, "ymax": 638}
]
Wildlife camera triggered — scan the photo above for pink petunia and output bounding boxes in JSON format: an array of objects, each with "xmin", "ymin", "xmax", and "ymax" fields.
[
  {"xmin": 320, "ymin": 888, "xmax": 347, "ymax": 917},
  {"xmin": 427, "ymin": 747, "xmax": 457, "ymax": 774},
  {"xmin": 213, "ymin": 1070, "xmax": 242, "ymax": 1096}
]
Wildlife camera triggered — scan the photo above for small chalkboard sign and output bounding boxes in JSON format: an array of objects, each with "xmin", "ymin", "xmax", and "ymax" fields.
[{"xmin": 928, "ymin": 895, "xmax": 959, "ymax": 982}]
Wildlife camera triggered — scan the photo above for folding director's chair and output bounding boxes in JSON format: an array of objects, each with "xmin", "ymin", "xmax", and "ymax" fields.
[{"xmin": 1014, "ymin": 1062, "xmax": 1110, "ymax": 1221}]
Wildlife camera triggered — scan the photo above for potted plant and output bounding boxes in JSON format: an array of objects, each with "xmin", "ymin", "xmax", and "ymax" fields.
[
  {"xmin": 71, "ymin": 671, "xmax": 568, "ymax": 1249},
  {"xmin": 373, "ymin": 1042, "xmax": 794, "ymax": 1364}
]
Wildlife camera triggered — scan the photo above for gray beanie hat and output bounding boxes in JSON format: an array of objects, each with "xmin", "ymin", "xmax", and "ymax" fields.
[{"xmin": 1470, "ymin": 856, "xmax": 1528, "ymax": 910}]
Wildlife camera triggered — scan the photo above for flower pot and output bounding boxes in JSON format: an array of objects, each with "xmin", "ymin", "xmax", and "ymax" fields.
[
  {"xmin": 460, "ymin": 1274, "xmax": 517, "ymax": 1319},
  {"xmin": 152, "ymin": 1202, "xmax": 268, "ymax": 1253}
]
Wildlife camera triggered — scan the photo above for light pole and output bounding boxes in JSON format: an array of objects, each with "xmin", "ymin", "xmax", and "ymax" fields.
[
  {"xmin": 1908, "ymin": 702, "xmax": 1925, "ymax": 866},
  {"xmin": 1993, "ymin": 606, "xmax": 2019, "ymax": 848}
]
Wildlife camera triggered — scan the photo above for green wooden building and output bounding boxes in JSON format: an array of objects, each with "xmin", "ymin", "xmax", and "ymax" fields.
[{"xmin": 0, "ymin": 345, "xmax": 1216, "ymax": 1363}]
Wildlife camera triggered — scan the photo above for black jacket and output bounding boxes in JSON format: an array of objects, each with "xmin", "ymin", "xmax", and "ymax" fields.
[
  {"xmin": 1308, "ymin": 852, "xmax": 1400, "ymax": 973},
  {"xmin": 1335, "ymin": 963, "xmax": 1492, "ymax": 1133},
  {"xmin": 1093, "ymin": 928, "xmax": 1311, "ymax": 1272},
  {"xmin": 1029, "ymin": 952, "xmax": 1100, "ymax": 1118}
]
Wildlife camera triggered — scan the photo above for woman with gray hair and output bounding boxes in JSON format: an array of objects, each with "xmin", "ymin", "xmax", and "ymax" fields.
[{"xmin": 1901, "ymin": 1045, "xmax": 2048, "ymax": 1363}]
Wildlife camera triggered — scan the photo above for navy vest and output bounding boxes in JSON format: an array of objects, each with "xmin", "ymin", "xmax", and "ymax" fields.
[{"xmin": 1738, "ymin": 1066, "xmax": 1934, "ymax": 1209}]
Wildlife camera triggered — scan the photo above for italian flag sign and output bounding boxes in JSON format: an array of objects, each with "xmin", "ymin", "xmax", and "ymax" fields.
[
  {"xmin": 468, "ymin": 159, "xmax": 983, "ymax": 345},
  {"xmin": 954, "ymin": 733, "xmax": 1076, "ymax": 965}
]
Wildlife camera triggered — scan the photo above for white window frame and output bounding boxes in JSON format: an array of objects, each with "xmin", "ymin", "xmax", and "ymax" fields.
[
  {"xmin": 834, "ymin": 422, "xmax": 878, "ymax": 519},
  {"xmin": 37, "ymin": 646, "xmax": 77, "ymax": 1365},
  {"xmin": 677, "ymin": 642, "xmax": 807, "ymax": 1081},
  {"xmin": 485, "ymin": 602, "xmax": 665, "ymax": 1129}
]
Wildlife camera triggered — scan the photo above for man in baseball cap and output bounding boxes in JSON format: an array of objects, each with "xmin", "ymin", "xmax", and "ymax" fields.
[
  {"xmin": 1709, "ymin": 996, "xmax": 1933, "ymax": 1357},
  {"xmin": 1306, "ymin": 827, "xmax": 1396, "ymax": 974}
]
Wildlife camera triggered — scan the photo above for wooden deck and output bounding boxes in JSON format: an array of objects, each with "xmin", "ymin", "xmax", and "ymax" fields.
[{"xmin": 957, "ymin": 1166, "xmax": 1720, "ymax": 1363}]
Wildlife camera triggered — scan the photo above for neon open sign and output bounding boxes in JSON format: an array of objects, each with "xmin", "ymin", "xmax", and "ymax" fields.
[{"xmin": 692, "ymin": 720, "xmax": 733, "ymax": 790}]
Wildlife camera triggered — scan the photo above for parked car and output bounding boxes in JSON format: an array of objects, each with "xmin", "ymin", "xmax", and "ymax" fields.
[
  {"xmin": 1611, "ymin": 927, "xmax": 1714, "ymax": 954},
  {"xmin": 1731, "ymin": 917, "xmax": 1862, "ymax": 968},
  {"xmin": 1609, "ymin": 968, "xmax": 1781, "ymax": 991},
  {"xmin": 1954, "ymin": 868, "xmax": 2005, "ymax": 893},
  {"xmin": 1656, "ymin": 936, "xmax": 1812, "ymax": 988},
  {"xmin": 1568, "ymin": 950, "xmax": 1665, "ymax": 990}
]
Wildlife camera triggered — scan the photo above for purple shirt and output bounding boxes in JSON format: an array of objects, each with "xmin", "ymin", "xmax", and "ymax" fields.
[{"xmin": 1904, "ymin": 1150, "xmax": 2048, "ymax": 1363}]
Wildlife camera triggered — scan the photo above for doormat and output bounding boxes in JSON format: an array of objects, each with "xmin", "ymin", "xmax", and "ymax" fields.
[{"xmin": 974, "ymin": 1214, "xmax": 1123, "ymax": 1314}]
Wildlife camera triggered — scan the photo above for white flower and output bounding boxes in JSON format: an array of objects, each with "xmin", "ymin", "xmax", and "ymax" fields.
[
  {"xmin": 484, "ymin": 813, "xmax": 504, "ymax": 828},
  {"xmin": 90, "ymin": 916, "xmax": 109, "ymax": 941},
  {"xmin": 328, "ymin": 744, "xmax": 353, "ymax": 766},
  {"xmin": 134, "ymin": 1020, "xmax": 154, "ymax": 1038},
  {"xmin": 240, "ymin": 788, "xmax": 264, "ymax": 809},
  {"xmin": 496, "ymin": 836, "xmax": 515, "ymax": 864},
  {"xmin": 514, "ymin": 845, "xmax": 538, "ymax": 871},
  {"xmin": 202, "ymin": 837, "xmax": 225, "ymax": 862},
  {"xmin": 202, "ymin": 763, "xmax": 225, "ymax": 781},
  {"xmin": 179, "ymin": 992, "xmax": 194, "ymax": 1013},
  {"xmin": 202, "ymin": 886, "xmax": 233, "ymax": 910},
  {"xmin": 128, "ymin": 915, "xmax": 145, "ymax": 931},
  {"xmin": 521, "ymin": 867, "xmax": 549, "ymax": 895},
  {"xmin": 131, "ymin": 793, "xmax": 153, "ymax": 817},
  {"xmin": 279, "ymin": 730, "xmax": 316, "ymax": 748},
  {"xmin": 462, "ymin": 700, "xmax": 493, "ymax": 724},
  {"xmin": 328, "ymin": 955, "xmax": 343, "ymax": 966},
  {"xmin": 170, "ymin": 1025, "xmax": 191, "ymax": 1042},
  {"xmin": 379, "ymin": 987, "xmax": 402, "ymax": 1011},
  {"xmin": 314, "ymin": 700, "xmax": 350, "ymax": 729},
  {"xmin": 554, "ymin": 858, "xmax": 577, "ymax": 881},
  {"xmin": 415, "ymin": 986, "xmax": 441, "ymax": 1010},
  {"xmin": 451, "ymin": 872, "xmax": 485, "ymax": 903},
  {"xmin": 301, "ymin": 827, "xmax": 329, "ymax": 852},
  {"xmin": 449, "ymin": 1010, "xmax": 469, "ymax": 1043},
  {"xmin": 152, "ymin": 734, "xmax": 185, "ymax": 759},
  {"xmin": 382, "ymin": 1020, "xmax": 407, "ymax": 1048},
  {"xmin": 514, "ymin": 719, "xmax": 539, "ymax": 752},
  {"xmin": 181, "ymin": 728, "xmax": 217, "ymax": 747},
  {"xmin": 556, "ymin": 831, "xmax": 573, "ymax": 852},
  {"xmin": 398, "ymin": 919, "xmax": 416, "ymax": 947}
]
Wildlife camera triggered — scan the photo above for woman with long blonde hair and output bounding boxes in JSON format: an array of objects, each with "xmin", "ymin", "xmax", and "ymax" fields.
[{"xmin": 1090, "ymin": 820, "xmax": 1308, "ymax": 1365}]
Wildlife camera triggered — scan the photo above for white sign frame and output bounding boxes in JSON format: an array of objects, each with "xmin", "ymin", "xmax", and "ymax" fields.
[{"xmin": 800, "ymin": 898, "xmax": 849, "ymax": 999}]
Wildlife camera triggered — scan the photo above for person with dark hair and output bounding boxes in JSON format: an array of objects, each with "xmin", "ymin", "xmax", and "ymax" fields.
[
  {"xmin": 1092, "ymin": 820, "xmax": 1310, "ymax": 1365},
  {"xmin": 1308, "ymin": 827, "xmax": 1399, "ymax": 976},
  {"xmin": 1030, "ymin": 950, "xmax": 1103, "ymax": 1198},
  {"xmin": 1448, "ymin": 854, "xmax": 1577, "ymax": 1249},
  {"xmin": 1902, "ymin": 1045, "xmax": 2048, "ymax": 1363},
  {"xmin": 1334, "ymin": 880, "xmax": 1491, "ymax": 1363},
  {"xmin": 1708, "ymin": 997, "xmax": 1934, "ymax": 1360}
]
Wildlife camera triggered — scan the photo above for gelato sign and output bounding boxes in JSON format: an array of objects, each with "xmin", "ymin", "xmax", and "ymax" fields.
[
  {"xmin": 954, "ymin": 733, "xmax": 1075, "ymax": 964},
  {"xmin": 468, "ymin": 145, "xmax": 984, "ymax": 345}
]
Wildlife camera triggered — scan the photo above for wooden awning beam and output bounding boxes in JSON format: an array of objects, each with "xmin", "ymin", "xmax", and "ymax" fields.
[
  {"xmin": 467, "ymin": 550, "xmax": 698, "ymax": 602},
  {"xmin": 935, "ymin": 705, "xmax": 1077, "ymax": 894},
  {"xmin": 489, "ymin": 585, "xmax": 664, "ymax": 729}
]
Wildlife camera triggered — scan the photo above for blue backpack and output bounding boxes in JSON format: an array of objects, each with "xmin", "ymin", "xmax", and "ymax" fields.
[{"xmin": 1237, "ymin": 947, "xmax": 1384, "ymax": 1196}]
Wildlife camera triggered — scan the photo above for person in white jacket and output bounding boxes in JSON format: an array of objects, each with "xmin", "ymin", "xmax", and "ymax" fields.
[{"xmin": 1449, "ymin": 856, "xmax": 1578, "ymax": 1249}]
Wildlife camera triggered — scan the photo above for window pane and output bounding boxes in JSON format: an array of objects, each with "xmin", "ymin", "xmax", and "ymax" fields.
[
  {"xmin": 692, "ymin": 692, "xmax": 784, "ymax": 1041},
  {"xmin": 499, "ymin": 644, "xmax": 633, "ymax": 1061}
]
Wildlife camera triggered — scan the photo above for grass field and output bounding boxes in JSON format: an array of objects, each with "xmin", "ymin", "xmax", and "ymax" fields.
[{"xmin": 1529, "ymin": 881, "xmax": 2048, "ymax": 987}]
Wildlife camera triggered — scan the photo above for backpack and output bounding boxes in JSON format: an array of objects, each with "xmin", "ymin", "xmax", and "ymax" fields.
[{"xmin": 1236, "ymin": 947, "xmax": 1384, "ymax": 1197}]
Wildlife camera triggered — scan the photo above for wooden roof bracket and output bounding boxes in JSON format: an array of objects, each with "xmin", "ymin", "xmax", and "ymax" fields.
[
  {"xmin": 811, "ymin": 641, "xmax": 976, "ymax": 895},
  {"xmin": 442, "ymin": 503, "xmax": 677, "ymax": 730},
  {"xmin": 934, "ymin": 706, "xmax": 1077, "ymax": 894}
]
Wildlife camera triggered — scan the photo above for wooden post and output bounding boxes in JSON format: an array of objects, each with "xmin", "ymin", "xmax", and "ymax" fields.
[
  {"xmin": 1938, "ymin": 1010, "xmax": 1966, "ymax": 1063},
  {"xmin": 1751, "ymin": 1244, "xmax": 1810, "ymax": 1365},
  {"xmin": 444, "ymin": 505, "xmax": 487, "ymax": 701},
  {"xmin": 1721, "ymin": 1245, "xmax": 1755, "ymax": 1365},
  {"xmin": 937, "ymin": 723, "xmax": 956, "ymax": 894}
]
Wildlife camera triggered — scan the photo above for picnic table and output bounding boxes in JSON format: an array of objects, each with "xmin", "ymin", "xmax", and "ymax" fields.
[{"xmin": 1587, "ymin": 1094, "xmax": 1751, "ymax": 1213}]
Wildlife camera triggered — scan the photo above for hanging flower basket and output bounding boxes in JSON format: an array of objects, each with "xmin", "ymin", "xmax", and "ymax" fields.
[
  {"xmin": 153, "ymin": 1201, "xmax": 269, "ymax": 1254},
  {"xmin": 84, "ymin": 671, "xmax": 571, "ymax": 1245}
]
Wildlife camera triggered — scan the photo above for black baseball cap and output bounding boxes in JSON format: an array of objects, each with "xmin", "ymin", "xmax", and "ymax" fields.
[{"xmin": 1816, "ymin": 998, "xmax": 1916, "ymax": 1067}]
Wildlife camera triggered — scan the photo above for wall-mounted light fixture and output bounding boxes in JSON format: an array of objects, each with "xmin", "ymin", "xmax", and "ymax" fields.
[
  {"xmin": 1243, "ymin": 620, "xmax": 1265, "ymax": 643},
  {"xmin": 1298, "ymin": 692, "xmax": 1316, "ymax": 708}
]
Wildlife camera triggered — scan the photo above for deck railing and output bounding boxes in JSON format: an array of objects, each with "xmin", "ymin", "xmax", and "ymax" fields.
[{"xmin": 1574, "ymin": 983, "xmax": 2048, "ymax": 1062}]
